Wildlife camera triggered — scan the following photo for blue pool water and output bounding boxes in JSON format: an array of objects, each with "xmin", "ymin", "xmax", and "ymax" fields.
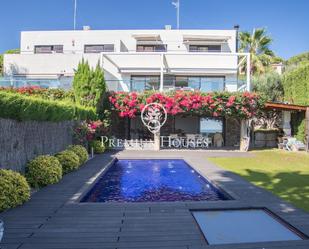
[{"xmin": 81, "ymin": 159, "xmax": 229, "ymax": 203}]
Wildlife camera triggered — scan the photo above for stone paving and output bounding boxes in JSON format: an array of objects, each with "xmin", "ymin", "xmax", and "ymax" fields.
[{"xmin": 1, "ymin": 150, "xmax": 309, "ymax": 249}]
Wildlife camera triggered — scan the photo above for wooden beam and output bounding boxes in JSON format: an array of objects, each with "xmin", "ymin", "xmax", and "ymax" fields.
[{"xmin": 265, "ymin": 102, "xmax": 307, "ymax": 111}]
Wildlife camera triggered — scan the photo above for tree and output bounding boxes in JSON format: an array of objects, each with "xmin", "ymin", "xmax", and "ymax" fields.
[
  {"xmin": 252, "ymin": 71, "xmax": 283, "ymax": 102},
  {"xmin": 239, "ymin": 28, "xmax": 276, "ymax": 75},
  {"xmin": 0, "ymin": 54, "xmax": 3, "ymax": 75},
  {"xmin": 0, "ymin": 49, "xmax": 20, "ymax": 76},
  {"xmin": 72, "ymin": 59, "xmax": 106, "ymax": 110}
]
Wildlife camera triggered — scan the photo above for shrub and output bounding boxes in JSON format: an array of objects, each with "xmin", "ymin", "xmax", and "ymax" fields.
[
  {"xmin": 0, "ymin": 169, "xmax": 30, "ymax": 212},
  {"xmin": 67, "ymin": 145, "xmax": 88, "ymax": 164},
  {"xmin": 90, "ymin": 140, "xmax": 105, "ymax": 154},
  {"xmin": 26, "ymin": 155, "xmax": 62, "ymax": 188},
  {"xmin": 0, "ymin": 91, "xmax": 97, "ymax": 122},
  {"xmin": 56, "ymin": 150, "xmax": 80, "ymax": 174}
]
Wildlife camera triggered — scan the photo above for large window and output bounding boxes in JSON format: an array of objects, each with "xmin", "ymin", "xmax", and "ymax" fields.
[
  {"xmin": 34, "ymin": 45, "xmax": 63, "ymax": 54},
  {"xmin": 173, "ymin": 76, "xmax": 225, "ymax": 92},
  {"xmin": 189, "ymin": 45, "xmax": 221, "ymax": 52},
  {"xmin": 136, "ymin": 44, "xmax": 167, "ymax": 52},
  {"xmin": 131, "ymin": 76, "xmax": 160, "ymax": 91},
  {"xmin": 84, "ymin": 44, "xmax": 114, "ymax": 53}
]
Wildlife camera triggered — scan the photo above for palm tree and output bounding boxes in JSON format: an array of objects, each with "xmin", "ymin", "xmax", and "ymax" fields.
[{"xmin": 239, "ymin": 28, "xmax": 275, "ymax": 75}]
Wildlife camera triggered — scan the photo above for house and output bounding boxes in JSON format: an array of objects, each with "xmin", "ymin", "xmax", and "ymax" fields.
[{"xmin": 3, "ymin": 26, "xmax": 251, "ymax": 148}]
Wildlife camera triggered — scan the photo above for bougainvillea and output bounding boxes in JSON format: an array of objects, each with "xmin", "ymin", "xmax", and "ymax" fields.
[
  {"xmin": 0, "ymin": 86, "xmax": 74, "ymax": 101},
  {"xmin": 109, "ymin": 91, "xmax": 264, "ymax": 119},
  {"xmin": 73, "ymin": 120, "xmax": 109, "ymax": 146}
]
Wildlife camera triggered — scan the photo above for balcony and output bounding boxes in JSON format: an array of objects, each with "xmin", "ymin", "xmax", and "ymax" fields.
[{"xmin": 105, "ymin": 78, "xmax": 247, "ymax": 92}]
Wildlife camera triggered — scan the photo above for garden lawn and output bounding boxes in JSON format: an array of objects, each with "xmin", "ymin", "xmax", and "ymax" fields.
[{"xmin": 208, "ymin": 150, "xmax": 309, "ymax": 212}]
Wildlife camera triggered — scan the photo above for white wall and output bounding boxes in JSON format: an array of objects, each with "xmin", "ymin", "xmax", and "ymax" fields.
[
  {"xmin": 19, "ymin": 29, "xmax": 237, "ymax": 54},
  {"xmin": 4, "ymin": 29, "xmax": 240, "ymax": 92}
]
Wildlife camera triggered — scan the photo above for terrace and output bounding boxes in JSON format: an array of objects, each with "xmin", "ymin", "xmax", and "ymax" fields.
[{"xmin": 1, "ymin": 150, "xmax": 308, "ymax": 249}]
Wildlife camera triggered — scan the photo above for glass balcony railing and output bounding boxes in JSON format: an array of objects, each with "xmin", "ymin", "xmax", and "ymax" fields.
[
  {"xmin": 0, "ymin": 77, "xmax": 72, "ymax": 89},
  {"xmin": 105, "ymin": 79, "xmax": 247, "ymax": 92},
  {"xmin": 0, "ymin": 77, "xmax": 247, "ymax": 92}
]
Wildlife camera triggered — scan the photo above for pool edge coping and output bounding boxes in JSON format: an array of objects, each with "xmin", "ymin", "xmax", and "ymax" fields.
[{"xmin": 68, "ymin": 156, "xmax": 238, "ymax": 205}]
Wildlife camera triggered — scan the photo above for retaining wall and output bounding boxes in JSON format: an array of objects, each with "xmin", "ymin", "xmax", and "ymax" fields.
[{"xmin": 0, "ymin": 118, "xmax": 74, "ymax": 172}]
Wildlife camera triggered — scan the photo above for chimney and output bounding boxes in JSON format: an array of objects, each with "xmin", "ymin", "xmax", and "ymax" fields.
[
  {"xmin": 165, "ymin": 25, "xmax": 172, "ymax": 30},
  {"xmin": 83, "ymin": 26, "xmax": 91, "ymax": 31}
]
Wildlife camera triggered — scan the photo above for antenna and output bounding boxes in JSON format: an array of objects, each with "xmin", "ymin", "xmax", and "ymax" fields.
[
  {"xmin": 172, "ymin": 0, "xmax": 180, "ymax": 29},
  {"xmin": 74, "ymin": 0, "xmax": 77, "ymax": 30}
]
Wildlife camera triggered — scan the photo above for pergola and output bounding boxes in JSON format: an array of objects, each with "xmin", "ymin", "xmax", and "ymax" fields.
[{"xmin": 265, "ymin": 102, "xmax": 309, "ymax": 147}]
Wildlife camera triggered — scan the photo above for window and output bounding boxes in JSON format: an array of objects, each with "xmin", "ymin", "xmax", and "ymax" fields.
[
  {"xmin": 131, "ymin": 76, "xmax": 160, "ymax": 91},
  {"xmin": 189, "ymin": 45, "xmax": 221, "ymax": 52},
  {"xmin": 173, "ymin": 76, "xmax": 225, "ymax": 91},
  {"xmin": 84, "ymin": 44, "xmax": 114, "ymax": 53},
  {"xmin": 200, "ymin": 118, "xmax": 223, "ymax": 135},
  {"xmin": 34, "ymin": 45, "xmax": 63, "ymax": 54},
  {"xmin": 200, "ymin": 77, "xmax": 225, "ymax": 92},
  {"xmin": 136, "ymin": 44, "xmax": 167, "ymax": 52}
]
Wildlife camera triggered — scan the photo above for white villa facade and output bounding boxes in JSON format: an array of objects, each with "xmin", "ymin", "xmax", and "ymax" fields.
[
  {"xmin": 3, "ymin": 28, "xmax": 250, "ymax": 92},
  {"xmin": 3, "ymin": 27, "xmax": 251, "ymax": 148}
]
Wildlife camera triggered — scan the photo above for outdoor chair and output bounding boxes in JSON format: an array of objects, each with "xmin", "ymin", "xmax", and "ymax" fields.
[{"xmin": 284, "ymin": 137, "xmax": 306, "ymax": 151}]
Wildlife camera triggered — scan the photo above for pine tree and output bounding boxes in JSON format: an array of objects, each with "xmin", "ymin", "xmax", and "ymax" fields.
[{"xmin": 72, "ymin": 59, "xmax": 106, "ymax": 108}]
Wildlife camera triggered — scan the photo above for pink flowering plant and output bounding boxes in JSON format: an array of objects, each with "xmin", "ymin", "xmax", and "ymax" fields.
[
  {"xmin": 109, "ymin": 91, "xmax": 264, "ymax": 119},
  {"xmin": 73, "ymin": 120, "xmax": 108, "ymax": 146}
]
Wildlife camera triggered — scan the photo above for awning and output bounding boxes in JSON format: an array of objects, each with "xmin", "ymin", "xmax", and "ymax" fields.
[
  {"xmin": 102, "ymin": 53, "xmax": 238, "ymax": 74},
  {"xmin": 132, "ymin": 34, "xmax": 161, "ymax": 41},
  {"xmin": 183, "ymin": 35, "xmax": 230, "ymax": 45}
]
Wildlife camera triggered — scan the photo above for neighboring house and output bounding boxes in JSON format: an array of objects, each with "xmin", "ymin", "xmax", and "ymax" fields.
[{"xmin": 3, "ymin": 26, "xmax": 251, "ymax": 147}]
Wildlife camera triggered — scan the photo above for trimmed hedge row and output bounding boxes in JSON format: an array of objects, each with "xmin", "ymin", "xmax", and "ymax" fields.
[
  {"xmin": 283, "ymin": 62, "xmax": 309, "ymax": 106},
  {"xmin": 0, "ymin": 91, "xmax": 97, "ymax": 122},
  {"xmin": 26, "ymin": 145, "xmax": 89, "ymax": 187},
  {"xmin": 283, "ymin": 62, "xmax": 309, "ymax": 141},
  {"xmin": 0, "ymin": 145, "xmax": 90, "ymax": 212}
]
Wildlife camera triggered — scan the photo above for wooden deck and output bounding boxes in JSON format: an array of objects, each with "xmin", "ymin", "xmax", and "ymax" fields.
[{"xmin": 1, "ymin": 151, "xmax": 309, "ymax": 249}]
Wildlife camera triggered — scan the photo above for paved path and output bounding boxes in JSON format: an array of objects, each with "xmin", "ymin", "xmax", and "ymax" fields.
[{"xmin": 1, "ymin": 151, "xmax": 309, "ymax": 249}]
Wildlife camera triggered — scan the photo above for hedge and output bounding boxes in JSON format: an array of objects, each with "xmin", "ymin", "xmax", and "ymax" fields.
[
  {"xmin": 283, "ymin": 63, "xmax": 309, "ymax": 105},
  {"xmin": 0, "ymin": 91, "xmax": 97, "ymax": 122},
  {"xmin": 283, "ymin": 62, "xmax": 309, "ymax": 142}
]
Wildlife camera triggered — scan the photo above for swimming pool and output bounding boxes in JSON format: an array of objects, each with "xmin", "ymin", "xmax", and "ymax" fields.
[{"xmin": 81, "ymin": 159, "xmax": 229, "ymax": 203}]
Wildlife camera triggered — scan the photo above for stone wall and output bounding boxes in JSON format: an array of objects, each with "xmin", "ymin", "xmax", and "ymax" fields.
[
  {"xmin": 0, "ymin": 118, "xmax": 75, "ymax": 172},
  {"xmin": 225, "ymin": 117, "xmax": 240, "ymax": 147}
]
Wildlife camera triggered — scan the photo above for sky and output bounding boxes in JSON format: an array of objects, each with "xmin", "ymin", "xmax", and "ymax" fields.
[{"xmin": 0, "ymin": 0, "xmax": 308, "ymax": 59}]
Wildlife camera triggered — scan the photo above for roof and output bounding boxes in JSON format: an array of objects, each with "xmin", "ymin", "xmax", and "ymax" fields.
[{"xmin": 265, "ymin": 102, "xmax": 308, "ymax": 111}]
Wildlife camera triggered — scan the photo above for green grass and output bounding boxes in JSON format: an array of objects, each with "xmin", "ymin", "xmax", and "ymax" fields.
[{"xmin": 208, "ymin": 149, "xmax": 309, "ymax": 212}]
